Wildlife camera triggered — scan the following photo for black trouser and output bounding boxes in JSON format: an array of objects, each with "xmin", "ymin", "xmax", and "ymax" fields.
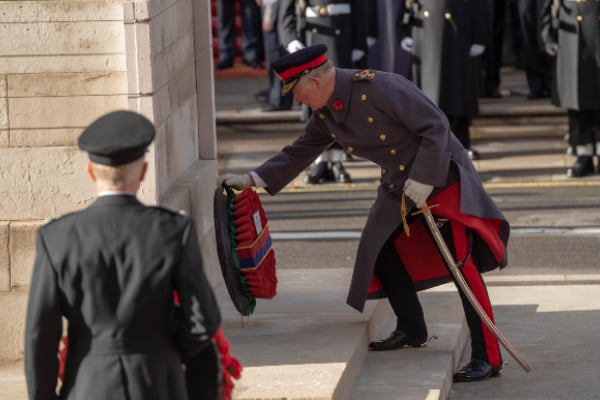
[
  {"xmin": 262, "ymin": 2, "xmax": 293, "ymax": 110},
  {"xmin": 448, "ymin": 115, "xmax": 472, "ymax": 149},
  {"xmin": 517, "ymin": 0, "xmax": 552, "ymax": 96},
  {"xmin": 186, "ymin": 343, "xmax": 221, "ymax": 400},
  {"xmin": 374, "ymin": 229, "xmax": 428, "ymax": 340},
  {"xmin": 375, "ymin": 216, "xmax": 501, "ymax": 366},
  {"xmin": 217, "ymin": 0, "xmax": 263, "ymax": 63},
  {"xmin": 483, "ymin": 0, "xmax": 506, "ymax": 94},
  {"xmin": 568, "ymin": 109, "xmax": 600, "ymax": 148}
]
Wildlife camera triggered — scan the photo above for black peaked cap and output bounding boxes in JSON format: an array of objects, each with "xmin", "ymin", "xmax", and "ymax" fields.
[
  {"xmin": 78, "ymin": 110, "xmax": 155, "ymax": 166},
  {"xmin": 271, "ymin": 44, "xmax": 329, "ymax": 94}
]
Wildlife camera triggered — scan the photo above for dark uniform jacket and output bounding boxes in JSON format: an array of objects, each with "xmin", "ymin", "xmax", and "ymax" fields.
[
  {"xmin": 25, "ymin": 194, "xmax": 221, "ymax": 400},
  {"xmin": 541, "ymin": 0, "xmax": 600, "ymax": 110},
  {"xmin": 255, "ymin": 68, "xmax": 509, "ymax": 312},
  {"xmin": 278, "ymin": 0, "xmax": 368, "ymax": 67},
  {"xmin": 398, "ymin": 0, "xmax": 490, "ymax": 116}
]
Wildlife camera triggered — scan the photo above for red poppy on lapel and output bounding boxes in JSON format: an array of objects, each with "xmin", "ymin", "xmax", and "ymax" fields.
[{"xmin": 332, "ymin": 99, "xmax": 344, "ymax": 111}]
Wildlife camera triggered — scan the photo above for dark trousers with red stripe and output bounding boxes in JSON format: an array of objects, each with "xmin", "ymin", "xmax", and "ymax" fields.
[{"xmin": 374, "ymin": 217, "xmax": 502, "ymax": 367}]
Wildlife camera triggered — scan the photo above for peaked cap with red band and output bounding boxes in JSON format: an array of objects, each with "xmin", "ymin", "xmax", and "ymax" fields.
[{"xmin": 271, "ymin": 44, "xmax": 329, "ymax": 95}]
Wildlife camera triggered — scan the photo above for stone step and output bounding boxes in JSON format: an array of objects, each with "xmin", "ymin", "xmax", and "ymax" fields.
[
  {"xmin": 217, "ymin": 268, "xmax": 466, "ymax": 400},
  {"xmin": 350, "ymin": 286, "xmax": 467, "ymax": 400},
  {"xmin": 215, "ymin": 97, "xmax": 567, "ymax": 129},
  {"xmin": 471, "ymin": 124, "xmax": 567, "ymax": 140}
]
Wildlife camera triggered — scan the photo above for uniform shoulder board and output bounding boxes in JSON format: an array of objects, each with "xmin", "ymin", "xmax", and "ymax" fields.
[{"xmin": 353, "ymin": 69, "xmax": 376, "ymax": 81}]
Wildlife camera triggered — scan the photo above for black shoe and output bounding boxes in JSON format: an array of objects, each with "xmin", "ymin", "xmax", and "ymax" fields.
[
  {"xmin": 331, "ymin": 162, "xmax": 351, "ymax": 183},
  {"xmin": 467, "ymin": 148, "xmax": 480, "ymax": 161},
  {"xmin": 567, "ymin": 156, "xmax": 595, "ymax": 177},
  {"xmin": 217, "ymin": 59, "xmax": 234, "ymax": 70},
  {"xmin": 527, "ymin": 91, "xmax": 549, "ymax": 100},
  {"xmin": 453, "ymin": 359, "xmax": 502, "ymax": 382},
  {"xmin": 304, "ymin": 161, "xmax": 330, "ymax": 184},
  {"xmin": 255, "ymin": 89, "xmax": 269, "ymax": 105},
  {"xmin": 343, "ymin": 150, "xmax": 354, "ymax": 161},
  {"xmin": 243, "ymin": 58, "xmax": 263, "ymax": 69},
  {"xmin": 368, "ymin": 329, "xmax": 427, "ymax": 351}
]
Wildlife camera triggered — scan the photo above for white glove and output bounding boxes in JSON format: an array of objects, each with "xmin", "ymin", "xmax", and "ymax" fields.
[
  {"xmin": 404, "ymin": 178, "xmax": 434, "ymax": 208},
  {"xmin": 217, "ymin": 173, "xmax": 252, "ymax": 190},
  {"xmin": 469, "ymin": 43, "xmax": 485, "ymax": 57},
  {"xmin": 352, "ymin": 49, "xmax": 365, "ymax": 62},
  {"xmin": 401, "ymin": 37, "xmax": 414, "ymax": 53},
  {"xmin": 367, "ymin": 36, "xmax": 377, "ymax": 48},
  {"xmin": 545, "ymin": 42, "xmax": 558, "ymax": 56},
  {"xmin": 286, "ymin": 39, "xmax": 305, "ymax": 53}
]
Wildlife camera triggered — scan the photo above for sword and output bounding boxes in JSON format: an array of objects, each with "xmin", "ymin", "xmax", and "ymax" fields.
[{"xmin": 415, "ymin": 204, "xmax": 532, "ymax": 373}]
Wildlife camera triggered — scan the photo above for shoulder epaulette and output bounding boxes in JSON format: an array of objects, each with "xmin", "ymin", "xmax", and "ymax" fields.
[{"xmin": 353, "ymin": 69, "xmax": 376, "ymax": 81}]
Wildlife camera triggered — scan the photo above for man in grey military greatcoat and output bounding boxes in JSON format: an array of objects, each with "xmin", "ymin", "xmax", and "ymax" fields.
[{"xmin": 219, "ymin": 44, "xmax": 510, "ymax": 382}]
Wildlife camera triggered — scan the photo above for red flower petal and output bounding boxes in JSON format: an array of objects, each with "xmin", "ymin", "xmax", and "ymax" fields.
[{"xmin": 332, "ymin": 99, "xmax": 344, "ymax": 110}]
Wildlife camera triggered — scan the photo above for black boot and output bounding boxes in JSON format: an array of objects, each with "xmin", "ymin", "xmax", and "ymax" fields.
[
  {"xmin": 331, "ymin": 162, "xmax": 351, "ymax": 183},
  {"xmin": 368, "ymin": 329, "xmax": 427, "ymax": 351},
  {"xmin": 304, "ymin": 161, "xmax": 330, "ymax": 184},
  {"xmin": 453, "ymin": 359, "xmax": 502, "ymax": 382},
  {"xmin": 567, "ymin": 156, "xmax": 595, "ymax": 177}
]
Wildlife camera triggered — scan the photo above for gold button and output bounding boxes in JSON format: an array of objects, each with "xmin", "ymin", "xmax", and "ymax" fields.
[
  {"xmin": 381, "ymin": 167, "xmax": 387, "ymax": 175},
  {"xmin": 347, "ymin": 146, "xmax": 354, "ymax": 153},
  {"xmin": 335, "ymin": 29, "xmax": 341, "ymax": 36},
  {"xmin": 444, "ymin": 12, "xmax": 452, "ymax": 20},
  {"xmin": 319, "ymin": 113, "xmax": 325, "ymax": 120},
  {"xmin": 389, "ymin": 149, "xmax": 397, "ymax": 156},
  {"xmin": 361, "ymin": 94, "xmax": 367, "ymax": 101},
  {"xmin": 399, "ymin": 165, "xmax": 405, "ymax": 172},
  {"xmin": 388, "ymin": 183, "xmax": 395, "ymax": 190},
  {"xmin": 379, "ymin": 133, "xmax": 387, "ymax": 141},
  {"xmin": 331, "ymin": 132, "xmax": 336, "ymax": 139},
  {"xmin": 424, "ymin": 10, "xmax": 430, "ymax": 18},
  {"xmin": 319, "ymin": 6, "xmax": 327, "ymax": 16},
  {"xmin": 577, "ymin": 15, "xmax": 583, "ymax": 22},
  {"xmin": 367, "ymin": 117, "xmax": 374, "ymax": 124}
]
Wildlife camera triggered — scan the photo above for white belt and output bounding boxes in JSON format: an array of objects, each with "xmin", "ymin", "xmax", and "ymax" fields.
[{"xmin": 305, "ymin": 4, "xmax": 351, "ymax": 18}]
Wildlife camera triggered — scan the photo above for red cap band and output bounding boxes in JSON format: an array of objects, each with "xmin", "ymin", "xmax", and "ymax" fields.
[{"xmin": 278, "ymin": 54, "xmax": 328, "ymax": 81}]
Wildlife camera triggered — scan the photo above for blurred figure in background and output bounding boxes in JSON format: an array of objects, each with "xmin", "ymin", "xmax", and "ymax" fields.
[
  {"xmin": 257, "ymin": 0, "xmax": 295, "ymax": 111},
  {"xmin": 482, "ymin": 0, "xmax": 506, "ymax": 98},
  {"xmin": 541, "ymin": 0, "xmax": 600, "ymax": 177},
  {"xmin": 352, "ymin": 2, "xmax": 378, "ymax": 69},
  {"xmin": 398, "ymin": 0, "xmax": 490, "ymax": 161},
  {"xmin": 217, "ymin": 0, "xmax": 264, "ymax": 69},
  {"xmin": 517, "ymin": 0, "xmax": 553, "ymax": 99},
  {"xmin": 369, "ymin": 0, "xmax": 412, "ymax": 77}
]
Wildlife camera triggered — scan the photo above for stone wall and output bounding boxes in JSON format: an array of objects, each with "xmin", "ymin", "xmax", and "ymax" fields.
[{"xmin": 0, "ymin": 0, "xmax": 220, "ymax": 361}]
